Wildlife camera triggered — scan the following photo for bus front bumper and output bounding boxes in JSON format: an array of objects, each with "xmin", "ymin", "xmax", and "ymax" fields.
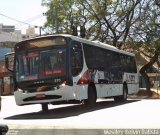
[{"xmin": 14, "ymin": 86, "xmax": 75, "ymax": 106}]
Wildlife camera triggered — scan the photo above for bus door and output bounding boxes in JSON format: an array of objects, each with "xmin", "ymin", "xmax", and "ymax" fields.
[
  {"xmin": 109, "ymin": 53, "xmax": 123, "ymax": 96},
  {"xmin": 70, "ymin": 41, "xmax": 83, "ymax": 98}
]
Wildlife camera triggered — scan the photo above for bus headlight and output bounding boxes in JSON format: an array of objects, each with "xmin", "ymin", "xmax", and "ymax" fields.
[
  {"xmin": 61, "ymin": 83, "xmax": 66, "ymax": 87},
  {"xmin": 73, "ymin": 91, "xmax": 77, "ymax": 97},
  {"xmin": 61, "ymin": 81, "xmax": 66, "ymax": 87},
  {"xmin": 18, "ymin": 88, "xmax": 23, "ymax": 91}
]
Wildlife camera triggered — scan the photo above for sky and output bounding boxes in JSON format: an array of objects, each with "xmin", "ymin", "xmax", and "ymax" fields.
[{"xmin": 0, "ymin": 0, "xmax": 47, "ymax": 34}]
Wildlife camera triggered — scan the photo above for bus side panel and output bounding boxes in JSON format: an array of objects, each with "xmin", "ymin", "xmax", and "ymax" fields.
[
  {"xmin": 123, "ymin": 73, "xmax": 139, "ymax": 94},
  {"xmin": 95, "ymin": 84, "xmax": 123, "ymax": 98},
  {"xmin": 73, "ymin": 84, "xmax": 88, "ymax": 100},
  {"xmin": 127, "ymin": 83, "xmax": 139, "ymax": 94}
]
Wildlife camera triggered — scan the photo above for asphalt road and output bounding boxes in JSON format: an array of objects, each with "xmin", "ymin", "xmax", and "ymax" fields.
[{"xmin": 0, "ymin": 96, "xmax": 160, "ymax": 135}]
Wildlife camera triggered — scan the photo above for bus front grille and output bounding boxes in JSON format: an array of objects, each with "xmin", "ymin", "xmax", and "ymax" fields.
[{"xmin": 23, "ymin": 95, "xmax": 62, "ymax": 102}]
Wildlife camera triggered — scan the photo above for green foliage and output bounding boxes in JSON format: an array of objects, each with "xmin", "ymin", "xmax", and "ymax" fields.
[
  {"xmin": 42, "ymin": 0, "xmax": 141, "ymax": 45},
  {"xmin": 130, "ymin": 0, "xmax": 160, "ymax": 57},
  {"xmin": 42, "ymin": 0, "xmax": 159, "ymax": 52},
  {"xmin": 42, "ymin": 0, "xmax": 77, "ymax": 33}
]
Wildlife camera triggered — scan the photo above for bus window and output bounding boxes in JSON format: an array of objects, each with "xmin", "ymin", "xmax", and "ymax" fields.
[
  {"xmin": 111, "ymin": 53, "xmax": 122, "ymax": 81},
  {"xmin": 120, "ymin": 55, "xmax": 137, "ymax": 73},
  {"xmin": 39, "ymin": 48, "xmax": 66, "ymax": 77},
  {"xmin": 71, "ymin": 42, "xmax": 83, "ymax": 76},
  {"xmin": 83, "ymin": 44, "xmax": 99, "ymax": 69},
  {"xmin": 16, "ymin": 52, "xmax": 39, "ymax": 81},
  {"xmin": 129, "ymin": 57, "xmax": 137, "ymax": 73}
]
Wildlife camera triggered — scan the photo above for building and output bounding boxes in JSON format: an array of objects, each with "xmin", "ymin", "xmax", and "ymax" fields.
[
  {"xmin": 0, "ymin": 24, "xmax": 15, "ymax": 33},
  {"xmin": 22, "ymin": 26, "xmax": 38, "ymax": 40},
  {"xmin": 0, "ymin": 59, "xmax": 12, "ymax": 95},
  {"xmin": 0, "ymin": 24, "xmax": 22, "ymax": 95},
  {"xmin": 0, "ymin": 24, "xmax": 39, "ymax": 95}
]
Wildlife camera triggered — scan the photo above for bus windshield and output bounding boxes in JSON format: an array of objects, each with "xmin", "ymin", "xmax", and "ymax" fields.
[
  {"xmin": 16, "ymin": 48, "xmax": 66, "ymax": 80},
  {"xmin": 15, "ymin": 37, "xmax": 67, "ymax": 89}
]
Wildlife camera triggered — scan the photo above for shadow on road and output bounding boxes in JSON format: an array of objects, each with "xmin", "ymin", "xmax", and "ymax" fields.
[{"xmin": 5, "ymin": 99, "xmax": 140, "ymax": 120}]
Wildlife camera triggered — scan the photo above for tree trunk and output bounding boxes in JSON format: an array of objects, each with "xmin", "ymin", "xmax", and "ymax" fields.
[
  {"xmin": 139, "ymin": 69, "xmax": 152, "ymax": 96},
  {"xmin": 139, "ymin": 51, "xmax": 159, "ymax": 97}
]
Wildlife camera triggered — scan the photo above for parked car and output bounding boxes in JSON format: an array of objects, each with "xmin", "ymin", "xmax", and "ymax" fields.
[{"xmin": 0, "ymin": 124, "xmax": 8, "ymax": 135}]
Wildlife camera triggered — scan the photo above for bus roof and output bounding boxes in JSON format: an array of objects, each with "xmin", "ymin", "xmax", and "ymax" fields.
[
  {"xmin": 21, "ymin": 34, "xmax": 135, "ymax": 57},
  {"xmin": 63, "ymin": 34, "xmax": 135, "ymax": 57}
]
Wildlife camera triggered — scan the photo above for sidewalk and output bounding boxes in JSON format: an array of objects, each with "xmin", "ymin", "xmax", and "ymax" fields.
[{"xmin": 128, "ymin": 88, "xmax": 160, "ymax": 99}]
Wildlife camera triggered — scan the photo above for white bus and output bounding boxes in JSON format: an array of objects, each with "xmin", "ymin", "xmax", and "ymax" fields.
[{"xmin": 5, "ymin": 34, "xmax": 139, "ymax": 111}]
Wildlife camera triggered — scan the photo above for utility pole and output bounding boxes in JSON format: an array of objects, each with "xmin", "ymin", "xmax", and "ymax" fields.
[
  {"xmin": 39, "ymin": 26, "xmax": 42, "ymax": 36},
  {"xmin": 55, "ymin": 8, "xmax": 59, "ymax": 33}
]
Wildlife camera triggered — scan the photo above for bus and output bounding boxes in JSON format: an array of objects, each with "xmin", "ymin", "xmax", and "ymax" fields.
[{"xmin": 5, "ymin": 34, "xmax": 139, "ymax": 111}]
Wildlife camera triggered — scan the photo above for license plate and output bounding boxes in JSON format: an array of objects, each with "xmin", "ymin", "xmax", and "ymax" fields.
[{"xmin": 36, "ymin": 94, "xmax": 46, "ymax": 98}]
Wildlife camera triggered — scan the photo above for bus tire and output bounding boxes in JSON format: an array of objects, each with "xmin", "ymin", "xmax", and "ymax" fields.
[
  {"xmin": 84, "ymin": 84, "xmax": 97, "ymax": 106},
  {"xmin": 122, "ymin": 84, "xmax": 128, "ymax": 102},
  {"xmin": 41, "ymin": 103, "xmax": 48, "ymax": 112},
  {"xmin": 114, "ymin": 84, "xmax": 128, "ymax": 102}
]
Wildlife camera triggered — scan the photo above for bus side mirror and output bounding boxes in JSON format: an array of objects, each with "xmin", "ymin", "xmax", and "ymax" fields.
[{"xmin": 5, "ymin": 52, "xmax": 14, "ymax": 72}]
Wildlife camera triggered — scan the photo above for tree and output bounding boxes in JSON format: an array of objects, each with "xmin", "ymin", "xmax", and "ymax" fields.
[
  {"xmin": 42, "ymin": 0, "xmax": 77, "ymax": 34},
  {"xmin": 78, "ymin": 0, "xmax": 141, "ymax": 48},
  {"xmin": 42, "ymin": 0, "xmax": 140, "ymax": 48},
  {"xmin": 130, "ymin": 0, "xmax": 160, "ymax": 96}
]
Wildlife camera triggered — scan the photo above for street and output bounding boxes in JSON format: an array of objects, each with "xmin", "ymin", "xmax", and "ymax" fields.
[{"xmin": 0, "ymin": 96, "xmax": 160, "ymax": 135}]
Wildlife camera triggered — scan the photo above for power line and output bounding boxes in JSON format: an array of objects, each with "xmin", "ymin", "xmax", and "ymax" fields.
[
  {"xmin": 0, "ymin": 12, "xmax": 47, "ymax": 35},
  {"xmin": 0, "ymin": 12, "xmax": 35, "ymax": 27},
  {"xmin": 15, "ymin": 13, "xmax": 43, "ymax": 27}
]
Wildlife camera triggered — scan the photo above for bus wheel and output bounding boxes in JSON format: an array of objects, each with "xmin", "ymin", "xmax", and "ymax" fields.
[
  {"xmin": 84, "ymin": 84, "xmax": 97, "ymax": 106},
  {"xmin": 122, "ymin": 84, "xmax": 128, "ymax": 102},
  {"xmin": 41, "ymin": 103, "xmax": 48, "ymax": 112}
]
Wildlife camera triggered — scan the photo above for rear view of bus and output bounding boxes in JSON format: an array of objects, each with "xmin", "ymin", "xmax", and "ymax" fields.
[{"xmin": 14, "ymin": 36, "xmax": 71, "ymax": 111}]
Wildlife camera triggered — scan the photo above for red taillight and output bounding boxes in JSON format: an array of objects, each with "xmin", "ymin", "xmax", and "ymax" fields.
[{"xmin": 77, "ymin": 70, "xmax": 90, "ymax": 84}]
